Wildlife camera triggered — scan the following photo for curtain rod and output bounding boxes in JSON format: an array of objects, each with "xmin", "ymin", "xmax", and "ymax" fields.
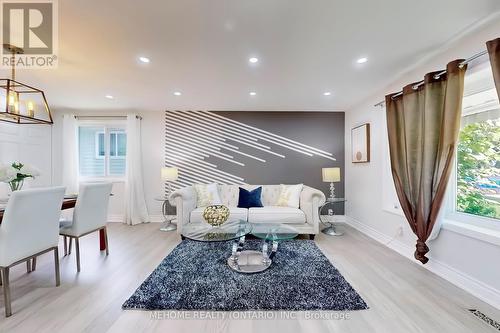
[
  {"xmin": 374, "ymin": 49, "xmax": 489, "ymax": 108},
  {"xmin": 75, "ymin": 115, "xmax": 143, "ymax": 120}
]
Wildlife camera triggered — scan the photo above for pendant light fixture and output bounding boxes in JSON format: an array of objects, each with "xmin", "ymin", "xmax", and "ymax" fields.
[{"xmin": 0, "ymin": 44, "xmax": 53, "ymax": 125}]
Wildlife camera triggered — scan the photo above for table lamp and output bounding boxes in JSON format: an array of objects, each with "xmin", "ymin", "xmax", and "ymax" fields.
[
  {"xmin": 322, "ymin": 167, "xmax": 341, "ymax": 200},
  {"xmin": 160, "ymin": 167, "xmax": 178, "ymax": 231},
  {"xmin": 162, "ymin": 167, "xmax": 178, "ymax": 186}
]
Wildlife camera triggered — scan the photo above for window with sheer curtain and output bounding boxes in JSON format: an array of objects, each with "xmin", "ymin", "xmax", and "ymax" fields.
[{"xmin": 78, "ymin": 123, "xmax": 127, "ymax": 179}]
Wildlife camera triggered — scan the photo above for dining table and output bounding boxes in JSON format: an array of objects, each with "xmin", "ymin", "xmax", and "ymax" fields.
[{"xmin": 0, "ymin": 198, "xmax": 107, "ymax": 251}]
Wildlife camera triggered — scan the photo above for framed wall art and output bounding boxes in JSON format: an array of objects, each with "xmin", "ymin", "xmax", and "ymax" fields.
[{"xmin": 351, "ymin": 123, "xmax": 370, "ymax": 163}]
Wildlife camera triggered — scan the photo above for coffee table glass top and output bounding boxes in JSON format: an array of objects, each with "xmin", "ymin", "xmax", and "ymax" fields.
[
  {"xmin": 182, "ymin": 219, "xmax": 252, "ymax": 242},
  {"xmin": 251, "ymin": 223, "xmax": 299, "ymax": 241}
]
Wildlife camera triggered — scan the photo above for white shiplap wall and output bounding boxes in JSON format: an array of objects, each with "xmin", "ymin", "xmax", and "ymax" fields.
[{"xmin": 0, "ymin": 121, "xmax": 53, "ymax": 197}]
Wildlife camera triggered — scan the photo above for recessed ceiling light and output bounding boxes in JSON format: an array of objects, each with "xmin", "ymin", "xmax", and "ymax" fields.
[
  {"xmin": 357, "ymin": 57, "xmax": 368, "ymax": 64},
  {"xmin": 105, "ymin": 95, "xmax": 114, "ymax": 99},
  {"xmin": 323, "ymin": 92, "xmax": 332, "ymax": 96},
  {"xmin": 249, "ymin": 57, "xmax": 259, "ymax": 63},
  {"xmin": 173, "ymin": 91, "xmax": 182, "ymax": 96},
  {"xmin": 249, "ymin": 92, "xmax": 257, "ymax": 96},
  {"xmin": 139, "ymin": 56, "xmax": 150, "ymax": 63}
]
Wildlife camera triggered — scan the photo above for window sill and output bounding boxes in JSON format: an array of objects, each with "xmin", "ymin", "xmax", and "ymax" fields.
[
  {"xmin": 442, "ymin": 219, "xmax": 500, "ymax": 247},
  {"xmin": 79, "ymin": 177, "xmax": 125, "ymax": 184}
]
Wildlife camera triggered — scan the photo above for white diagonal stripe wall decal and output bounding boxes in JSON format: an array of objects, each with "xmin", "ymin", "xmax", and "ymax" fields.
[
  {"xmin": 174, "ymin": 111, "xmax": 325, "ymax": 158},
  {"xmin": 167, "ymin": 113, "xmax": 285, "ymax": 158},
  {"xmin": 165, "ymin": 110, "xmax": 338, "ymax": 190},
  {"xmin": 167, "ymin": 125, "xmax": 266, "ymax": 163},
  {"xmin": 166, "ymin": 157, "xmax": 246, "ymax": 183},
  {"xmin": 191, "ymin": 110, "xmax": 337, "ymax": 161},
  {"xmin": 195, "ymin": 110, "xmax": 336, "ymax": 157},
  {"xmin": 168, "ymin": 151, "xmax": 218, "ymax": 169},
  {"xmin": 167, "ymin": 148, "xmax": 213, "ymax": 163},
  {"xmin": 168, "ymin": 125, "xmax": 239, "ymax": 150},
  {"xmin": 167, "ymin": 112, "xmax": 271, "ymax": 149},
  {"xmin": 165, "ymin": 133, "xmax": 246, "ymax": 166}
]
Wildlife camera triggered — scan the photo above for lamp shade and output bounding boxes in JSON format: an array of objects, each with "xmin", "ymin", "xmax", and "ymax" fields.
[
  {"xmin": 161, "ymin": 167, "xmax": 178, "ymax": 181},
  {"xmin": 322, "ymin": 167, "xmax": 341, "ymax": 182}
]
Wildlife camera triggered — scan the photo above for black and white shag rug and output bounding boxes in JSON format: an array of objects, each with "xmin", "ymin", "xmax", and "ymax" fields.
[{"xmin": 122, "ymin": 239, "xmax": 368, "ymax": 311}]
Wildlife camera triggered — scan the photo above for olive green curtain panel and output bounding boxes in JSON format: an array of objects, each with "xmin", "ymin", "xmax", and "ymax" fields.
[
  {"xmin": 385, "ymin": 60, "xmax": 467, "ymax": 264},
  {"xmin": 487, "ymin": 38, "xmax": 500, "ymax": 101}
]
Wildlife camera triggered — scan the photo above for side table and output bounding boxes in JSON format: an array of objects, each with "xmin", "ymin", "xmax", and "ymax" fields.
[
  {"xmin": 155, "ymin": 196, "xmax": 177, "ymax": 232},
  {"xmin": 319, "ymin": 197, "xmax": 346, "ymax": 236}
]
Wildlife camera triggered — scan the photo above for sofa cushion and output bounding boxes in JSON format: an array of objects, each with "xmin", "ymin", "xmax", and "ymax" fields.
[
  {"xmin": 190, "ymin": 207, "xmax": 248, "ymax": 223},
  {"xmin": 237, "ymin": 187, "xmax": 264, "ymax": 208},
  {"xmin": 276, "ymin": 184, "xmax": 303, "ymax": 208},
  {"xmin": 194, "ymin": 183, "xmax": 222, "ymax": 207},
  {"xmin": 248, "ymin": 206, "xmax": 306, "ymax": 224},
  {"xmin": 218, "ymin": 185, "xmax": 240, "ymax": 206},
  {"xmin": 218, "ymin": 185, "xmax": 283, "ymax": 207}
]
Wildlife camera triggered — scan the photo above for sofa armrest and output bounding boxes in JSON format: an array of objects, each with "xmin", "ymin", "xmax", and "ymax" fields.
[
  {"xmin": 299, "ymin": 186, "xmax": 326, "ymax": 234},
  {"xmin": 169, "ymin": 186, "xmax": 196, "ymax": 234}
]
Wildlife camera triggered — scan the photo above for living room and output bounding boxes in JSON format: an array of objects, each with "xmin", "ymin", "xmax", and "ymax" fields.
[{"xmin": 1, "ymin": 1, "xmax": 500, "ymax": 332}]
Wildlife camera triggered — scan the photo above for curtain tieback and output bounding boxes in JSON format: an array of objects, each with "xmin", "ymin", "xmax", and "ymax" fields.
[{"xmin": 415, "ymin": 240, "xmax": 430, "ymax": 264}]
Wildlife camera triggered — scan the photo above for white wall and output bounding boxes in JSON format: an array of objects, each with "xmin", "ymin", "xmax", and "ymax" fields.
[
  {"xmin": 0, "ymin": 122, "xmax": 52, "ymax": 197},
  {"xmin": 345, "ymin": 19, "xmax": 500, "ymax": 308},
  {"xmin": 51, "ymin": 109, "xmax": 165, "ymax": 221}
]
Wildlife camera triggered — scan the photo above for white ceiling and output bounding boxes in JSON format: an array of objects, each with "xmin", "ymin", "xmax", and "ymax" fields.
[{"xmin": 3, "ymin": 0, "xmax": 500, "ymax": 112}]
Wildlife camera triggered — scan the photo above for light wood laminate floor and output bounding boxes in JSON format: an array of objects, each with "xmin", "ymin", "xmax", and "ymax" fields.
[{"xmin": 0, "ymin": 223, "xmax": 498, "ymax": 333}]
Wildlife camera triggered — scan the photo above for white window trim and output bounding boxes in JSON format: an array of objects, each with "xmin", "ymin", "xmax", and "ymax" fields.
[
  {"xmin": 95, "ymin": 131, "xmax": 105, "ymax": 159},
  {"xmin": 441, "ymin": 63, "xmax": 500, "ymax": 243},
  {"xmin": 442, "ymin": 151, "xmax": 500, "ymax": 243},
  {"xmin": 441, "ymin": 219, "xmax": 500, "ymax": 247},
  {"xmin": 109, "ymin": 130, "xmax": 126, "ymax": 159},
  {"xmin": 78, "ymin": 120, "xmax": 127, "ymax": 181}
]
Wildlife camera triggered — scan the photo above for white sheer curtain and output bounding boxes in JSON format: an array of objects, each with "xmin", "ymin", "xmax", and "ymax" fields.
[
  {"xmin": 62, "ymin": 114, "xmax": 79, "ymax": 194},
  {"xmin": 124, "ymin": 114, "xmax": 150, "ymax": 225}
]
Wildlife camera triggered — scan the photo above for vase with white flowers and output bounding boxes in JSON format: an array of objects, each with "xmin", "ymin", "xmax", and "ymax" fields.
[{"xmin": 0, "ymin": 162, "xmax": 41, "ymax": 192}]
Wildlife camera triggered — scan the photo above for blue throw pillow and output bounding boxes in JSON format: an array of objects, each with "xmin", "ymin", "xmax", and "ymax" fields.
[{"xmin": 237, "ymin": 187, "xmax": 263, "ymax": 208}]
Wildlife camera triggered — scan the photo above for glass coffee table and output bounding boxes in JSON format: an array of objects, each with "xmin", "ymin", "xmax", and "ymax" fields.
[
  {"xmin": 181, "ymin": 220, "xmax": 298, "ymax": 274},
  {"xmin": 181, "ymin": 219, "xmax": 252, "ymax": 242},
  {"xmin": 228, "ymin": 223, "xmax": 298, "ymax": 274}
]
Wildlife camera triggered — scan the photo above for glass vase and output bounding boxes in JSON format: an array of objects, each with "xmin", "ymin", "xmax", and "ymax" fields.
[{"xmin": 9, "ymin": 179, "xmax": 24, "ymax": 192}]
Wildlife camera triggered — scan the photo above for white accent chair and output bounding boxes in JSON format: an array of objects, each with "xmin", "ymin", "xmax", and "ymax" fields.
[
  {"xmin": 59, "ymin": 183, "xmax": 113, "ymax": 272},
  {"xmin": 170, "ymin": 185, "xmax": 326, "ymax": 238},
  {"xmin": 0, "ymin": 187, "xmax": 66, "ymax": 317}
]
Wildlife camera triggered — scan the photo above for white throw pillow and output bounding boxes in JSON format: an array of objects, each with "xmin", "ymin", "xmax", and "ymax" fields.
[
  {"xmin": 194, "ymin": 183, "xmax": 222, "ymax": 207},
  {"xmin": 276, "ymin": 184, "xmax": 303, "ymax": 208}
]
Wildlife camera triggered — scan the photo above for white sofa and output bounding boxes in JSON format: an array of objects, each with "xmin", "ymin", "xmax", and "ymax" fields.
[{"xmin": 169, "ymin": 185, "xmax": 326, "ymax": 238}]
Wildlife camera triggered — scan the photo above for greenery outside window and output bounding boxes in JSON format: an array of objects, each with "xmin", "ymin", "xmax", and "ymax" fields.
[{"xmin": 455, "ymin": 63, "xmax": 500, "ymax": 222}]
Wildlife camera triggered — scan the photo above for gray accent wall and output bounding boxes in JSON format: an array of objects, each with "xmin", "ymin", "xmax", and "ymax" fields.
[{"xmin": 165, "ymin": 111, "xmax": 345, "ymax": 213}]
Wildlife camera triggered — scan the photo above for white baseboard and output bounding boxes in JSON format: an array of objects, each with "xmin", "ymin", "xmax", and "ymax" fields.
[
  {"xmin": 107, "ymin": 214, "xmax": 124, "ymax": 223},
  {"xmin": 345, "ymin": 215, "xmax": 500, "ymax": 310},
  {"xmin": 107, "ymin": 214, "xmax": 172, "ymax": 223}
]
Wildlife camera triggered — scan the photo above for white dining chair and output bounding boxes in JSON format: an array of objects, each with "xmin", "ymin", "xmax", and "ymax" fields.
[
  {"xmin": 59, "ymin": 182, "xmax": 113, "ymax": 272},
  {"xmin": 0, "ymin": 186, "xmax": 66, "ymax": 317}
]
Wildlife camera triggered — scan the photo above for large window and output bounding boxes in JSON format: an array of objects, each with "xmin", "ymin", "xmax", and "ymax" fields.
[
  {"xmin": 456, "ymin": 63, "xmax": 500, "ymax": 221},
  {"xmin": 79, "ymin": 123, "xmax": 127, "ymax": 178}
]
